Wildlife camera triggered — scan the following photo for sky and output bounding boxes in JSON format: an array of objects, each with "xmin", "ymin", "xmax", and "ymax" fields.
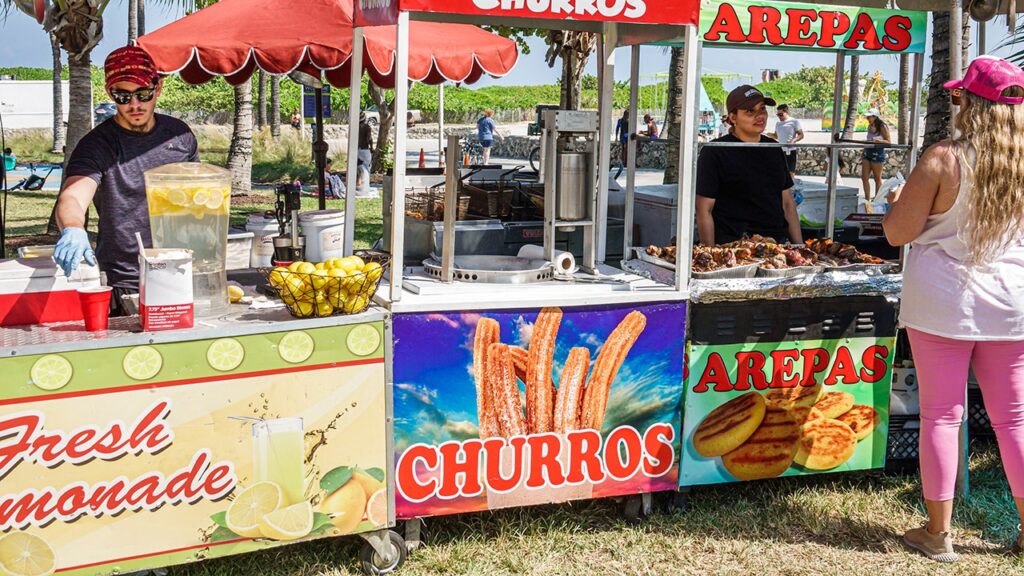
[{"xmin": 1, "ymin": 3, "xmax": 1021, "ymax": 93}]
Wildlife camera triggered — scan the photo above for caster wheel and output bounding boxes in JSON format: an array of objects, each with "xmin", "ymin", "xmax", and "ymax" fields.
[
  {"xmin": 622, "ymin": 495, "xmax": 647, "ymax": 525},
  {"xmin": 360, "ymin": 530, "xmax": 407, "ymax": 575},
  {"xmin": 669, "ymin": 490, "xmax": 689, "ymax": 514}
]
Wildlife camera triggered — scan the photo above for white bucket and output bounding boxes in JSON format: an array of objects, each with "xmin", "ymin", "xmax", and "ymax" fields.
[
  {"xmin": 299, "ymin": 209, "xmax": 345, "ymax": 263},
  {"xmin": 246, "ymin": 214, "xmax": 279, "ymax": 268}
]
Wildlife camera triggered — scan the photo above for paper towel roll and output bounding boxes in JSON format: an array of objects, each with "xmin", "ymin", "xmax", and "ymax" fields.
[{"xmin": 517, "ymin": 244, "xmax": 576, "ymax": 276}]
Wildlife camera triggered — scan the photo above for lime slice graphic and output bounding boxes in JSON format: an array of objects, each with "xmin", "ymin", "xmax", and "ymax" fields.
[
  {"xmin": 278, "ymin": 331, "xmax": 314, "ymax": 364},
  {"xmin": 207, "ymin": 338, "xmax": 245, "ymax": 372},
  {"xmin": 346, "ymin": 325, "xmax": 381, "ymax": 357},
  {"xmin": 29, "ymin": 355, "xmax": 72, "ymax": 391},
  {"xmin": 122, "ymin": 346, "xmax": 163, "ymax": 380}
]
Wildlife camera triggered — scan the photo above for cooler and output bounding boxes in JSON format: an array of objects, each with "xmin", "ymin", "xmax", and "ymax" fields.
[
  {"xmin": 0, "ymin": 258, "xmax": 101, "ymax": 326},
  {"xmin": 634, "ymin": 184, "xmax": 678, "ymax": 248}
]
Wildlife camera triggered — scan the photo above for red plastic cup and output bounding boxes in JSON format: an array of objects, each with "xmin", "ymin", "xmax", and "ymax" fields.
[{"xmin": 78, "ymin": 286, "xmax": 113, "ymax": 332}]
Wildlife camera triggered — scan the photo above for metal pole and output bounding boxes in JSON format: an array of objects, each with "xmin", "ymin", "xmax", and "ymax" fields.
[
  {"xmin": 440, "ymin": 135, "xmax": 459, "ymax": 283},
  {"xmin": 314, "ymin": 86, "xmax": 327, "ymax": 211},
  {"xmin": 388, "ymin": 12, "xmax": 410, "ymax": 302},
  {"xmin": 623, "ymin": 44, "xmax": 640, "ymax": 263},
  {"xmin": 344, "ymin": 27, "xmax": 364, "ymax": 257},
  {"xmin": 595, "ymin": 24, "xmax": 617, "ymax": 265},
  {"xmin": 978, "ymin": 20, "xmax": 986, "ymax": 55},
  {"xmin": 825, "ymin": 51, "xmax": 845, "ymax": 240},
  {"xmin": 438, "ymin": 84, "xmax": 445, "ymax": 167},
  {"xmin": 675, "ymin": 27, "xmax": 700, "ymax": 293}
]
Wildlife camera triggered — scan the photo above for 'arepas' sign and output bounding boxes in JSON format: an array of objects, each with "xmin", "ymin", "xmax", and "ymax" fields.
[
  {"xmin": 398, "ymin": 0, "xmax": 700, "ymax": 26},
  {"xmin": 699, "ymin": 0, "xmax": 927, "ymax": 54}
]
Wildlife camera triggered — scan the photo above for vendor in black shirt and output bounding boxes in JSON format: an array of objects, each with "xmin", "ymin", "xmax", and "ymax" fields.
[{"xmin": 696, "ymin": 85, "xmax": 802, "ymax": 246}]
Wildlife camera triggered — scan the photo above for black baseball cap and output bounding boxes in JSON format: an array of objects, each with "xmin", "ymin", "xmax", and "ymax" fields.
[{"xmin": 726, "ymin": 85, "xmax": 777, "ymax": 113}]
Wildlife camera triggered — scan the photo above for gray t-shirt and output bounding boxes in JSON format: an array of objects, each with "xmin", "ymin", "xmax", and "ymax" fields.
[{"xmin": 65, "ymin": 114, "xmax": 199, "ymax": 289}]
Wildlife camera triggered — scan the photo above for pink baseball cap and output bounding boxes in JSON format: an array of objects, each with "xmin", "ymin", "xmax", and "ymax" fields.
[{"xmin": 943, "ymin": 56, "xmax": 1024, "ymax": 105}]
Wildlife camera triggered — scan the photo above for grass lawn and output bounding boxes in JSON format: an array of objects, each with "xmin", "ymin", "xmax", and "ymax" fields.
[
  {"xmin": 2, "ymin": 188, "xmax": 383, "ymax": 255},
  {"xmin": 166, "ymin": 441, "xmax": 1024, "ymax": 576}
]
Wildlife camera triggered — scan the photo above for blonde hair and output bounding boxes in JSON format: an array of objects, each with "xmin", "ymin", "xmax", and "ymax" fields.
[
  {"xmin": 484, "ymin": 109, "xmax": 494, "ymax": 117},
  {"xmin": 954, "ymin": 86, "xmax": 1024, "ymax": 263}
]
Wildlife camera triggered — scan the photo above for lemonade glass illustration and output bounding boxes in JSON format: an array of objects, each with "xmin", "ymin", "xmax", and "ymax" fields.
[
  {"xmin": 252, "ymin": 418, "xmax": 305, "ymax": 506},
  {"xmin": 144, "ymin": 162, "xmax": 232, "ymax": 317}
]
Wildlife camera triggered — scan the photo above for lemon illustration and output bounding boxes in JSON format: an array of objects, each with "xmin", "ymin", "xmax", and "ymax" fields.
[
  {"xmin": 319, "ymin": 481, "xmax": 366, "ymax": 534},
  {"xmin": 365, "ymin": 488, "xmax": 387, "ymax": 527},
  {"xmin": 257, "ymin": 501, "xmax": 314, "ymax": 541},
  {"xmin": 0, "ymin": 531, "xmax": 55, "ymax": 576},
  {"xmin": 346, "ymin": 325, "xmax": 380, "ymax": 357},
  {"xmin": 122, "ymin": 346, "xmax": 163, "ymax": 381},
  {"xmin": 226, "ymin": 481, "xmax": 283, "ymax": 539},
  {"xmin": 351, "ymin": 470, "xmax": 384, "ymax": 499},
  {"xmin": 278, "ymin": 331, "xmax": 314, "ymax": 363},
  {"xmin": 207, "ymin": 338, "xmax": 245, "ymax": 372},
  {"xmin": 29, "ymin": 355, "xmax": 73, "ymax": 391}
]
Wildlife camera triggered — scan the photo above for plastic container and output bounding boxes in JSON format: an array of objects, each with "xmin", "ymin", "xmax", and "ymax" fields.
[
  {"xmin": 227, "ymin": 230, "xmax": 253, "ymax": 270},
  {"xmin": 299, "ymin": 209, "xmax": 345, "ymax": 263},
  {"xmin": 794, "ymin": 180, "xmax": 860, "ymax": 224},
  {"xmin": 246, "ymin": 213, "xmax": 280, "ymax": 268},
  {"xmin": 144, "ymin": 162, "xmax": 231, "ymax": 318}
]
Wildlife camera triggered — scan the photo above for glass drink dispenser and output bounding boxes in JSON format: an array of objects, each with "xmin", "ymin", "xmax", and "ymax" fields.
[{"xmin": 144, "ymin": 162, "xmax": 232, "ymax": 317}]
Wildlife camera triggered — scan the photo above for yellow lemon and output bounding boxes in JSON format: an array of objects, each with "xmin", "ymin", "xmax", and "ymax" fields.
[
  {"xmin": 288, "ymin": 261, "xmax": 305, "ymax": 273},
  {"xmin": 269, "ymin": 267, "xmax": 289, "ymax": 289},
  {"xmin": 351, "ymin": 470, "xmax": 384, "ymax": 500},
  {"xmin": 295, "ymin": 262, "xmax": 317, "ymax": 275},
  {"xmin": 191, "ymin": 188, "xmax": 210, "ymax": 207},
  {"xmin": 283, "ymin": 274, "xmax": 307, "ymax": 300},
  {"xmin": 341, "ymin": 294, "xmax": 370, "ymax": 314},
  {"xmin": 314, "ymin": 262, "xmax": 327, "ymax": 271},
  {"xmin": 315, "ymin": 300, "xmax": 334, "ymax": 317},
  {"xmin": 310, "ymin": 270, "xmax": 329, "ymax": 290},
  {"xmin": 319, "ymin": 481, "xmax": 366, "ymax": 534},
  {"xmin": 326, "ymin": 289, "xmax": 348, "ymax": 309},
  {"xmin": 0, "ymin": 531, "xmax": 56, "ymax": 576},
  {"xmin": 290, "ymin": 300, "xmax": 315, "ymax": 318},
  {"xmin": 362, "ymin": 261, "xmax": 384, "ymax": 284},
  {"xmin": 337, "ymin": 258, "xmax": 361, "ymax": 275},
  {"xmin": 256, "ymin": 501, "xmax": 313, "ymax": 541},
  {"xmin": 226, "ymin": 481, "xmax": 283, "ymax": 539},
  {"xmin": 228, "ymin": 285, "xmax": 244, "ymax": 303}
]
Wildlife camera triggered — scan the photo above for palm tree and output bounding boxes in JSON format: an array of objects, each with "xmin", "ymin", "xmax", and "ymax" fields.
[
  {"xmin": 544, "ymin": 30, "xmax": 596, "ymax": 110},
  {"xmin": 368, "ymin": 81, "xmax": 393, "ymax": 173},
  {"xmin": 898, "ymin": 53, "xmax": 910, "ymax": 145},
  {"xmin": 842, "ymin": 55, "xmax": 860, "ymax": 137},
  {"xmin": 226, "ymin": 77, "xmax": 253, "ymax": 195},
  {"xmin": 256, "ymin": 70, "xmax": 267, "ymax": 129},
  {"xmin": 923, "ymin": 9, "xmax": 971, "ymax": 148},
  {"xmin": 49, "ymin": 31, "xmax": 66, "ymax": 154},
  {"xmin": 128, "ymin": 0, "xmax": 137, "ymax": 40},
  {"xmin": 663, "ymin": 47, "xmax": 684, "ymax": 185},
  {"xmin": 270, "ymin": 75, "xmax": 281, "ymax": 138}
]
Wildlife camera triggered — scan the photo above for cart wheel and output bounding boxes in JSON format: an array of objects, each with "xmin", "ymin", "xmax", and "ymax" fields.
[
  {"xmin": 402, "ymin": 518, "xmax": 426, "ymax": 552},
  {"xmin": 359, "ymin": 530, "xmax": 407, "ymax": 575},
  {"xmin": 668, "ymin": 490, "xmax": 690, "ymax": 514},
  {"xmin": 622, "ymin": 495, "xmax": 647, "ymax": 525}
]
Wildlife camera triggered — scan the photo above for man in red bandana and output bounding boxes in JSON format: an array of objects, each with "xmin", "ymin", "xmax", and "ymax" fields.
[{"xmin": 54, "ymin": 45, "xmax": 198, "ymax": 312}]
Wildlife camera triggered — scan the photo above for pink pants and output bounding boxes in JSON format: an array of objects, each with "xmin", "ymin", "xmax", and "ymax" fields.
[{"xmin": 908, "ymin": 328, "xmax": 1024, "ymax": 500}]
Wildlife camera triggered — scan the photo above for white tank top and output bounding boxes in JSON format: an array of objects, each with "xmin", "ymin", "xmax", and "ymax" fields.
[{"xmin": 899, "ymin": 143, "xmax": 1024, "ymax": 340}]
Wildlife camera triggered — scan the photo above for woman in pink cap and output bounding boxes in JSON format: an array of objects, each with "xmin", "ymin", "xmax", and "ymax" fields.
[{"xmin": 884, "ymin": 56, "xmax": 1024, "ymax": 562}]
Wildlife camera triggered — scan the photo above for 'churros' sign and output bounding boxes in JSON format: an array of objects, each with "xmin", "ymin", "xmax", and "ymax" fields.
[
  {"xmin": 392, "ymin": 303, "xmax": 687, "ymax": 517},
  {"xmin": 399, "ymin": 0, "xmax": 699, "ymax": 26},
  {"xmin": 699, "ymin": 0, "xmax": 926, "ymax": 54}
]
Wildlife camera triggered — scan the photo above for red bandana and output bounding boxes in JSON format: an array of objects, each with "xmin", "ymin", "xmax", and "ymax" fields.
[{"xmin": 104, "ymin": 45, "xmax": 159, "ymax": 94}]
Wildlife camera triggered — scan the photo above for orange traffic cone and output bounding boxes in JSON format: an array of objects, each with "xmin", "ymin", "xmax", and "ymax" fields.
[
  {"xmin": 463, "ymin": 151, "xmax": 470, "ymax": 166},
  {"xmin": 418, "ymin": 148, "xmax": 426, "ymax": 169}
]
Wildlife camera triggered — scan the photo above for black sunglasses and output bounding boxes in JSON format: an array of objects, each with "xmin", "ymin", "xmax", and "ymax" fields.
[{"xmin": 110, "ymin": 86, "xmax": 157, "ymax": 105}]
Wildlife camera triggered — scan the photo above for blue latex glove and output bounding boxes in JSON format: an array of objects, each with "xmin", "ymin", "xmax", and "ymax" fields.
[{"xmin": 53, "ymin": 227, "xmax": 96, "ymax": 276}]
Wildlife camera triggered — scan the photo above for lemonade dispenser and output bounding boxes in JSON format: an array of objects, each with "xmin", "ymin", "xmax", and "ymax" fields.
[{"xmin": 145, "ymin": 162, "xmax": 232, "ymax": 317}]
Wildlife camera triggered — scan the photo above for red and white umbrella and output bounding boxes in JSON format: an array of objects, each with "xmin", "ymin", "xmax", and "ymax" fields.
[{"xmin": 137, "ymin": 0, "xmax": 519, "ymax": 87}]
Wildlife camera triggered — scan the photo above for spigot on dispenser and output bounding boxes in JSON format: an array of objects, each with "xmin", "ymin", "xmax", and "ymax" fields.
[{"xmin": 273, "ymin": 182, "xmax": 305, "ymax": 263}]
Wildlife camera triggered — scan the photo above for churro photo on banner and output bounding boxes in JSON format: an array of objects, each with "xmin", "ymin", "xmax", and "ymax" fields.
[{"xmin": 392, "ymin": 303, "xmax": 686, "ymax": 518}]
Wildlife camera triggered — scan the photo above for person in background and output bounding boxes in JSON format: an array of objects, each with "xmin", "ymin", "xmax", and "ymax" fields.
[
  {"xmin": 53, "ymin": 45, "xmax": 198, "ymax": 314},
  {"xmin": 323, "ymin": 158, "xmax": 345, "ymax": 199},
  {"xmin": 290, "ymin": 108, "xmax": 302, "ymax": 131},
  {"xmin": 615, "ymin": 110, "xmax": 629, "ymax": 178},
  {"xmin": 861, "ymin": 108, "xmax": 891, "ymax": 201},
  {"xmin": 477, "ymin": 109, "xmax": 497, "ymax": 165},
  {"xmin": 2, "ymin": 147, "xmax": 14, "ymax": 169},
  {"xmin": 883, "ymin": 56, "xmax": 1024, "ymax": 564},
  {"xmin": 358, "ymin": 111, "xmax": 375, "ymax": 172},
  {"xmin": 641, "ymin": 114, "xmax": 660, "ymax": 139},
  {"xmin": 696, "ymin": 85, "xmax": 801, "ymax": 245},
  {"xmin": 718, "ymin": 115, "xmax": 731, "ymax": 138},
  {"xmin": 770, "ymin": 104, "xmax": 804, "ymax": 180}
]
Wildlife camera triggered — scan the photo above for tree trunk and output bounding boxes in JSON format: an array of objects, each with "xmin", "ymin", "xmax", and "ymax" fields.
[
  {"xmin": 50, "ymin": 32, "xmax": 66, "ymax": 154},
  {"xmin": 898, "ymin": 53, "xmax": 910, "ymax": 145},
  {"xmin": 227, "ymin": 79, "xmax": 253, "ymax": 195},
  {"xmin": 545, "ymin": 30, "xmax": 594, "ymax": 111},
  {"xmin": 256, "ymin": 70, "xmax": 267, "ymax": 129},
  {"xmin": 137, "ymin": 0, "xmax": 145, "ymax": 36},
  {"xmin": 65, "ymin": 53, "xmax": 94, "ymax": 160},
  {"xmin": 270, "ymin": 75, "xmax": 281, "ymax": 138},
  {"xmin": 663, "ymin": 47, "xmax": 685, "ymax": 186},
  {"xmin": 127, "ymin": 0, "xmax": 138, "ymax": 41},
  {"xmin": 842, "ymin": 55, "xmax": 860, "ymax": 137},
  {"xmin": 924, "ymin": 12, "xmax": 951, "ymax": 148},
  {"xmin": 368, "ymin": 82, "xmax": 394, "ymax": 173}
]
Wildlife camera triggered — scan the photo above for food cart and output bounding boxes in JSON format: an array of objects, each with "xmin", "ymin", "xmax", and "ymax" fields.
[
  {"xmin": 658, "ymin": 1, "xmax": 929, "ymax": 491},
  {"xmin": 346, "ymin": 0, "xmax": 703, "ymax": 539}
]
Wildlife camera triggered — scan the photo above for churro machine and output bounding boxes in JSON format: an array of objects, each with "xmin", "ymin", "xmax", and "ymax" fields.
[{"xmin": 538, "ymin": 109, "xmax": 599, "ymax": 273}]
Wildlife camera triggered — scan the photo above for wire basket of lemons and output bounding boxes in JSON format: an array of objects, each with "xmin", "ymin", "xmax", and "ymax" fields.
[{"xmin": 261, "ymin": 251, "xmax": 389, "ymax": 318}]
